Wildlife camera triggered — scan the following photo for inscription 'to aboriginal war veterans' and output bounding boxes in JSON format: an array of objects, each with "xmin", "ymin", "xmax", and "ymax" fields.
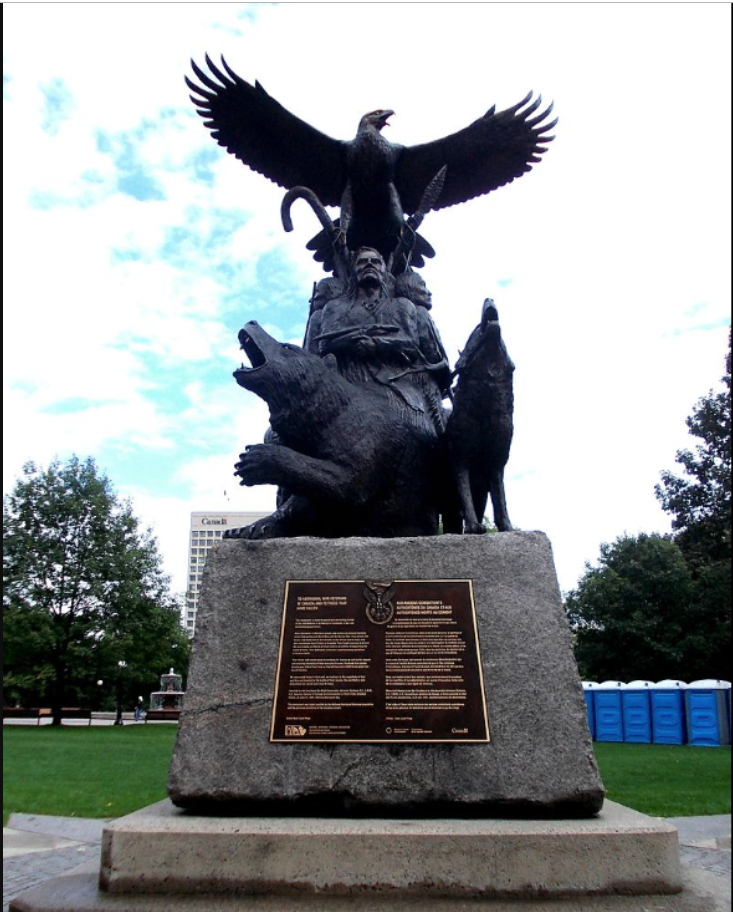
[
  {"xmin": 186, "ymin": 57, "xmax": 556, "ymax": 538},
  {"xmin": 271, "ymin": 580, "xmax": 489, "ymax": 744}
]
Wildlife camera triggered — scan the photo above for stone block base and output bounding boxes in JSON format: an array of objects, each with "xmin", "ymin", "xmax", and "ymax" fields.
[
  {"xmin": 168, "ymin": 533, "xmax": 604, "ymax": 817},
  {"xmin": 98, "ymin": 799, "xmax": 679, "ymax": 898}
]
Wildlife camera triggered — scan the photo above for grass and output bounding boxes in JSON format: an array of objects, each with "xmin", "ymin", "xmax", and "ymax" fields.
[
  {"xmin": 3, "ymin": 727, "xmax": 730, "ymax": 824},
  {"xmin": 594, "ymin": 742, "xmax": 731, "ymax": 817},
  {"xmin": 3, "ymin": 725, "xmax": 177, "ymax": 825}
]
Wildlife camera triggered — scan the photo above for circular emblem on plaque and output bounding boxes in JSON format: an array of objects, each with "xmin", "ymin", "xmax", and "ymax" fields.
[{"xmin": 363, "ymin": 580, "xmax": 396, "ymax": 625}]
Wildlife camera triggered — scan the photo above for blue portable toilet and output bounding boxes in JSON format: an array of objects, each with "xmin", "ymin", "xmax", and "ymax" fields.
[
  {"xmin": 594, "ymin": 681, "xmax": 625, "ymax": 742},
  {"xmin": 622, "ymin": 681, "xmax": 654, "ymax": 743},
  {"xmin": 582, "ymin": 682, "xmax": 598, "ymax": 739},
  {"xmin": 686, "ymin": 680, "xmax": 732, "ymax": 747},
  {"xmin": 651, "ymin": 680, "xmax": 687, "ymax": 745}
]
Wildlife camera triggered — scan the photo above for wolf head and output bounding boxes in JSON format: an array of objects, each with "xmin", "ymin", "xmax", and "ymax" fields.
[{"xmin": 454, "ymin": 299, "xmax": 515, "ymax": 379}]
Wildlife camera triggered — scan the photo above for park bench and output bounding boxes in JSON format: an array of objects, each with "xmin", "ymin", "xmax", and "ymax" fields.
[
  {"xmin": 3, "ymin": 707, "xmax": 92, "ymax": 724},
  {"xmin": 3, "ymin": 707, "xmax": 43, "ymax": 724},
  {"xmin": 60, "ymin": 708, "xmax": 93, "ymax": 725},
  {"xmin": 145, "ymin": 710, "xmax": 181, "ymax": 722}
]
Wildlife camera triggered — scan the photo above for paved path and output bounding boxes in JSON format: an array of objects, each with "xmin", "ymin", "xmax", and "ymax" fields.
[
  {"xmin": 3, "ymin": 812, "xmax": 731, "ymax": 911},
  {"xmin": 3, "ymin": 816, "xmax": 106, "ymax": 912}
]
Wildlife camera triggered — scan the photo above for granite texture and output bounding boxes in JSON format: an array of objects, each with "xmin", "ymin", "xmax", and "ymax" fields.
[
  {"xmin": 168, "ymin": 533, "xmax": 604, "ymax": 816},
  {"xmin": 99, "ymin": 799, "xmax": 679, "ymax": 897}
]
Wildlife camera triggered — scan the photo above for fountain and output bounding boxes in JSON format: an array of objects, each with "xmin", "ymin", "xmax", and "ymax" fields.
[{"xmin": 148, "ymin": 668, "xmax": 185, "ymax": 717}]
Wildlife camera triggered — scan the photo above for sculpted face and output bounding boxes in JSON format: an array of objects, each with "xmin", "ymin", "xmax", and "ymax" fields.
[
  {"xmin": 354, "ymin": 248, "xmax": 386, "ymax": 287},
  {"xmin": 409, "ymin": 275, "xmax": 432, "ymax": 309}
]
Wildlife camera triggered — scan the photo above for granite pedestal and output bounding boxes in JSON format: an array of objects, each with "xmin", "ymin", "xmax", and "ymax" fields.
[{"xmin": 169, "ymin": 533, "xmax": 604, "ymax": 816}]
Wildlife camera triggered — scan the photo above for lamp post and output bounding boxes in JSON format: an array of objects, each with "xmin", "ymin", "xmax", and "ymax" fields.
[{"xmin": 114, "ymin": 660, "xmax": 127, "ymax": 725}]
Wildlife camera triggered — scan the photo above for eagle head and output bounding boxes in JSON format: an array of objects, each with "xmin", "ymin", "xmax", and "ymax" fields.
[{"xmin": 358, "ymin": 109, "xmax": 394, "ymax": 134}]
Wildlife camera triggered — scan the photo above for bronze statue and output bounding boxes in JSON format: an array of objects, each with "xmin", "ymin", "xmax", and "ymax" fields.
[
  {"xmin": 187, "ymin": 56, "xmax": 555, "ymax": 271},
  {"xmin": 185, "ymin": 58, "xmax": 557, "ymax": 538}
]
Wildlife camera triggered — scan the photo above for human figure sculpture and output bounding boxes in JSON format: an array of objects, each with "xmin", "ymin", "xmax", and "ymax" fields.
[{"xmin": 313, "ymin": 248, "xmax": 450, "ymax": 417}]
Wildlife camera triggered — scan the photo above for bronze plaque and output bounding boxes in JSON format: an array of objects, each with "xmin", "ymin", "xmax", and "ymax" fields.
[{"xmin": 270, "ymin": 580, "xmax": 489, "ymax": 743}]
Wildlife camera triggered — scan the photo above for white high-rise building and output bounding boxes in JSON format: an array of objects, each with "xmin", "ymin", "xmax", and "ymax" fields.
[{"xmin": 185, "ymin": 511, "xmax": 269, "ymax": 633}]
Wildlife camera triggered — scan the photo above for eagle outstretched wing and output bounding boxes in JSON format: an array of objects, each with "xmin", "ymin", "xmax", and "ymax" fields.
[
  {"xmin": 186, "ymin": 58, "xmax": 557, "ymax": 251},
  {"xmin": 395, "ymin": 93, "xmax": 557, "ymax": 214},
  {"xmin": 186, "ymin": 55, "xmax": 348, "ymax": 206}
]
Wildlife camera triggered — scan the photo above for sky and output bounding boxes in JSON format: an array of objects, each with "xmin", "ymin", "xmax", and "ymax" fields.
[{"xmin": 3, "ymin": 3, "xmax": 731, "ymax": 603}]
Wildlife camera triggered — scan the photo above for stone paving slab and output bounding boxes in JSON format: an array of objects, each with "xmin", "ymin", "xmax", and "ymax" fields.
[
  {"xmin": 3, "ymin": 816, "xmax": 105, "ymax": 912},
  {"xmin": 3, "ymin": 847, "xmax": 99, "ymax": 912},
  {"xmin": 4, "ymin": 864, "xmax": 731, "ymax": 912},
  {"xmin": 668, "ymin": 816, "xmax": 731, "ymax": 850},
  {"xmin": 3, "ymin": 829, "xmax": 83, "ymax": 858},
  {"xmin": 8, "ymin": 816, "xmax": 106, "ymax": 845}
]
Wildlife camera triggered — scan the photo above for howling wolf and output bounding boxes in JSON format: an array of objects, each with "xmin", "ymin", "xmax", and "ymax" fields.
[{"xmin": 447, "ymin": 299, "xmax": 515, "ymax": 532}]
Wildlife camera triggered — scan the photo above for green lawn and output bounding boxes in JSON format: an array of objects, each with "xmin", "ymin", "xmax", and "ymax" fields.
[
  {"xmin": 594, "ymin": 742, "xmax": 731, "ymax": 817},
  {"xmin": 3, "ymin": 726, "xmax": 730, "ymax": 824},
  {"xmin": 3, "ymin": 725, "xmax": 177, "ymax": 824}
]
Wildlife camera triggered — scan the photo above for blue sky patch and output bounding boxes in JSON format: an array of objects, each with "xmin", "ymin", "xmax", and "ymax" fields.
[
  {"xmin": 98, "ymin": 441, "xmax": 192, "ymax": 501},
  {"xmin": 187, "ymin": 148, "xmax": 219, "ymax": 186},
  {"xmin": 95, "ymin": 124, "xmax": 168, "ymax": 202},
  {"xmin": 111, "ymin": 247, "xmax": 145, "ymax": 264},
  {"xmin": 118, "ymin": 170, "xmax": 166, "ymax": 202},
  {"xmin": 41, "ymin": 397, "xmax": 118, "ymax": 415},
  {"xmin": 159, "ymin": 208, "xmax": 250, "ymax": 280},
  {"xmin": 40, "ymin": 78, "xmax": 75, "ymax": 135}
]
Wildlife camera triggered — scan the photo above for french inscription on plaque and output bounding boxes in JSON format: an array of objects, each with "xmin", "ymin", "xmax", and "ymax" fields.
[{"xmin": 270, "ymin": 580, "xmax": 489, "ymax": 743}]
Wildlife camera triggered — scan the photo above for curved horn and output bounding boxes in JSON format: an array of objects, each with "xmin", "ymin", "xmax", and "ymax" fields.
[{"xmin": 280, "ymin": 187, "xmax": 349, "ymax": 283}]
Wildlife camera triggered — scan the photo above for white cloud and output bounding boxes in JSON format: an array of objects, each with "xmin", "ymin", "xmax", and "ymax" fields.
[{"xmin": 3, "ymin": 3, "xmax": 730, "ymax": 598}]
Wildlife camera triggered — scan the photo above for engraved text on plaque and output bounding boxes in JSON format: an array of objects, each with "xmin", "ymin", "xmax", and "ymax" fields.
[{"xmin": 270, "ymin": 580, "xmax": 489, "ymax": 743}]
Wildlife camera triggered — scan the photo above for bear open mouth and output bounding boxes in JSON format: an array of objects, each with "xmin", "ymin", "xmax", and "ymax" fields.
[{"xmin": 238, "ymin": 330, "xmax": 267, "ymax": 370}]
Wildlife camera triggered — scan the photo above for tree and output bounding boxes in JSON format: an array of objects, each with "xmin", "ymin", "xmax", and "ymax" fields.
[
  {"xmin": 565, "ymin": 533, "xmax": 698, "ymax": 682},
  {"xmin": 656, "ymin": 330, "xmax": 731, "ymax": 570},
  {"xmin": 654, "ymin": 331, "xmax": 731, "ymax": 679},
  {"xmin": 3, "ymin": 456, "xmax": 188, "ymax": 723}
]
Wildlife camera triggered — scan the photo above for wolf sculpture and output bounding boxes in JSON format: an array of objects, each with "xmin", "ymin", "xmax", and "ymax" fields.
[{"xmin": 447, "ymin": 299, "xmax": 515, "ymax": 532}]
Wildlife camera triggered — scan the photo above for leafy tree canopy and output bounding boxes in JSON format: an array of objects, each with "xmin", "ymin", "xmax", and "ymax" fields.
[
  {"xmin": 569, "ymin": 333, "xmax": 731, "ymax": 684},
  {"xmin": 3, "ymin": 456, "xmax": 189, "ymax": 721},
  {"xmin": 656, "ymin": 330, "xmax": 731, "ymax": 569},
  {"xmin": 565, "ymin": 533, "xmax": 699, "ymax": 682}
]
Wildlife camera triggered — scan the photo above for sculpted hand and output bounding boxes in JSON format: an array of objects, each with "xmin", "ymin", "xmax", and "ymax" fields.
[
  {"xmin": 355, "ymin": 334, "xmax": 378, "ymax": 356},
  {"xmin": 234, "ymin": 444, "xmax": 278, "ymax": 486}
]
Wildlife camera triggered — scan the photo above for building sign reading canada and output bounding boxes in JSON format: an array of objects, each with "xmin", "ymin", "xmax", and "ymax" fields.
[{"xmin": 270, "ymin": 579, "xmax": 489, "ymax": 743}]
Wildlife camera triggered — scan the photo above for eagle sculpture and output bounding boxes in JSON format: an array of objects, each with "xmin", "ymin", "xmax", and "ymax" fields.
[{"xmin": 186, "ymin": 56, "xmax": 556, "ymax": 271}]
